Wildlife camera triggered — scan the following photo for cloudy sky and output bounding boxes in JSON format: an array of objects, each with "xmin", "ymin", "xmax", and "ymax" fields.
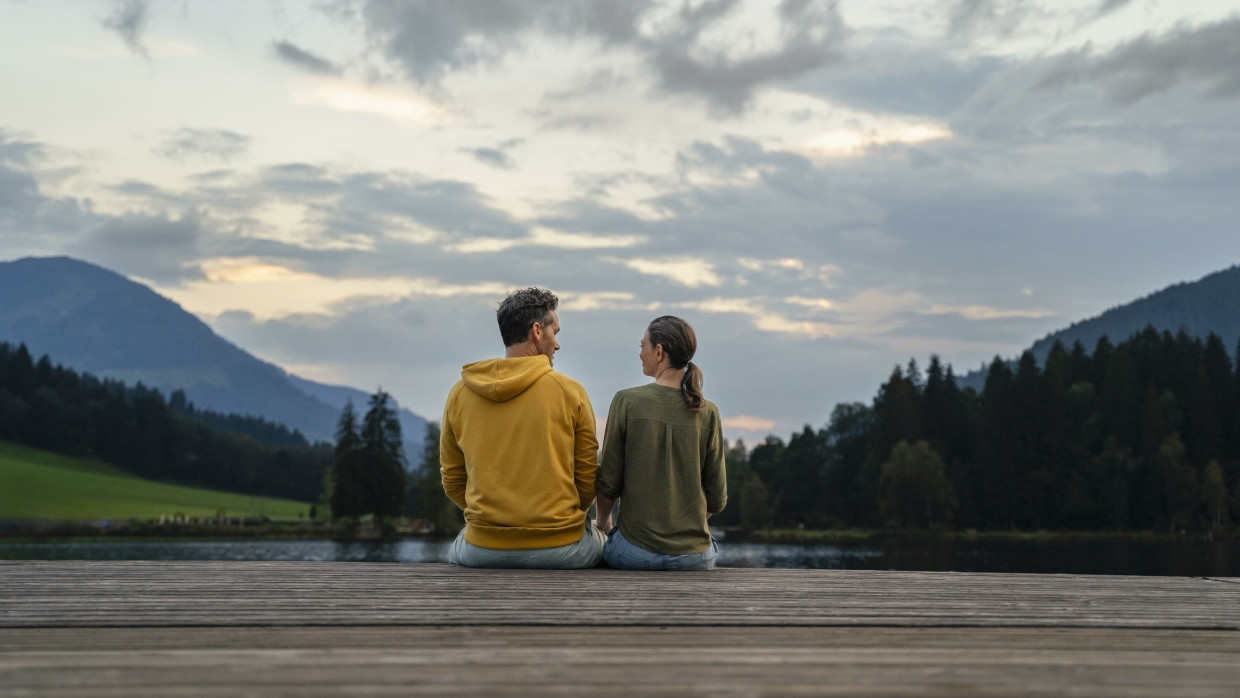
[{"xmin": 3, "ymin": 0, "xmax": 1239, "ymax": 443}]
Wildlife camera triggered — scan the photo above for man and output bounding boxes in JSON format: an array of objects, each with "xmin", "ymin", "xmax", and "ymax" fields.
[{"xmin": 440, "ymin": 287, "xmax": 605, "ymax": 568}]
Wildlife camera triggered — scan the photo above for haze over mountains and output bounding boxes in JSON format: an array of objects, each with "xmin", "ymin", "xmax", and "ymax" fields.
[
  {"xmin": 959, "ymin": 264, "xmax": 1240, "ymax": 389},
  {"xmin": 0, "ymin": 256, "xmax": 427, "ymax": 447},
  {"xmin": 1025, "ymin": 265, "xmax": 1240, "ymax": 360},
  {"xmin": 3, "ymin": 255, "xmax": 1240, "ymax": 444}
]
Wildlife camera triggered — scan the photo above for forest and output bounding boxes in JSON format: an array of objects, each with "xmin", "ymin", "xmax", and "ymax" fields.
[
  {"xmin": 7, "ymin": 324, "xmax": 1240, "ymax": 535},
  {"xmin": 0, "ymin": 342, "xmax": 332, "ymax": 503},
  {"xmin": 713, "ymin": 326, "xmax": 1240, "ymax": 533}
]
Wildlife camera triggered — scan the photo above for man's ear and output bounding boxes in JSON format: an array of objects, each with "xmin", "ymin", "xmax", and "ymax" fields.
[{"xmin": 529, "ymin": 322, "xmax": 542, "ymax": 343}]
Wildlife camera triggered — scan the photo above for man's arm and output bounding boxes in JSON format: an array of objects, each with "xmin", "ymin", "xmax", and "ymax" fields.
[
  {"xmin": 594, "ymin": 392, "xmax": 626, "ymax": 531},
  {"xmin": 572, "ymin": 392, "xmax": 599, "ymax": 512},
  {"xmin": 439, "ymin": 392, "xmax": 467, "ymax": 510}
]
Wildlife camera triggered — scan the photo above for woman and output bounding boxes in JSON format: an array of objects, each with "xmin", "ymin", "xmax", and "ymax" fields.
[{"xmin": 594, "ymin": 315, "xmax": 727, "ymax": 570}]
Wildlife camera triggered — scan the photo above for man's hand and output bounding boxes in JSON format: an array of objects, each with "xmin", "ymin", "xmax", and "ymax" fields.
[{"xmin": 593, "ymin": 517, "xmax": 613, "ymax": 534}]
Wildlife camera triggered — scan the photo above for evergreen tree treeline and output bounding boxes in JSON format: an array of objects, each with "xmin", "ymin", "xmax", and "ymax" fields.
[
  {"xmin": 717, "ymin": 327, "xmax": 1240, "ymax": 532},
  {"xmin": 404, "ymin": 421, "xmax": 462, "ymax": 533},
  {"xmin": 330, "ymin": 391, "xmax": 407, "ymax": 526},
  {"xmin": 0, "ymin": 342, "xmax": 331, "ymax": 503}
]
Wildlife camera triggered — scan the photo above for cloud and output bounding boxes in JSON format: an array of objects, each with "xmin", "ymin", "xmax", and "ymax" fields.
[
  {"xmin": 805, "ymin": 123, "xmax": 952, "ymax": 158},
  {"xmin": 739, "ymin": 257, "xmax": 803, "ymax": 272},
  {"xmin": 206, "ymin": 292, "xmax": 503, "ymax": 416},
  {"xmin": 181, "ymin": 259, "xmax": 514, "ymax": 320},
  {"xmin": 723, "ymin": 415, "xmax": 776, "ymax": 432},
  {"xmin": 792, "ymin": 40, "xmax": 1007, "ymax": 118},
  {"xmin": 467, "ymin": 139, "xmax": 523, "ymax": 169},
  {"xmin": 620, "ymin": 257, "xmax": 722, "ymax": 288},
  {"xmin": 1034, "ymin": 18, "xmax": 1240, "ymax": 104},
  {"xmin": 354, "ymin": 0, "xmax": 651, "ymax": 84},
  {"xmin": 921, "ymin": 304, "xmax": 1056, "ymax": 321},
  {"xmin": 471, "ymin": 147, "xmax": 513, "ymax": 169},
  {"xmin": 947, "ymin": 0, "xmax": 1030, "ymax": 42},
  {"xmin": 1096, "ymin": 0, "xmax": 1134, "ymax": 17},
  {"xmin": 273, "ymin": 40, "xmax": 341, "ymax": 76},
  {"xmin": 347, "ymin": 0, "xmax": 845, "ymax": 113},
  {"xmin": 529, "ymin": 227, "xmax": 643, "ymax": 249},
  {"xmin": 0, "ymin": 131, "xmax": 43, "ymax": 167},
  {"xmin": 540, "ymin": 67, "xmax": 631, "ymax": 103},
  {"xmin": 677, "ymin": 296, "xmax": 835, "ymax": 339},
  {"xmin": 290, "ymin": 78, "xmax": 448, "ymax": 125},
  {"xmin": 0, "ymin": 132, "xmax": 93, "ymax": 247},
  {"xmin": 73, "ymin": 212, "xmax": 206, "ymax": 284},
  {"xmin": 445, "ymin": 227, "xmax": 644, "ymax": 253},
  {"xmin": 7, "ymin": 0, "xmax": 1239, "ymax": 444},
  {"xmin": 785, "ymin": 296, "xmax": 833, "ymax": 311},
  {"xmin": 102, "ymin": 0, "xmax": 150, "ymax": 58},
  {"xmin": 645, "ymin": 0, "xmax": 848, "ymax": 113},
  {"xmin": 153, "ymin": 129, "xmax": 252, "ymax": 162},
  {"xmin": 559, "ymin": 291, "xmax": 650, "ymax": 312}
]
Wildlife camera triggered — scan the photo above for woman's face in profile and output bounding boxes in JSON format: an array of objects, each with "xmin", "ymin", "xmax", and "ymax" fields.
[{"xmin": 639, "ymin": 331, "xmax": 658, "ymax": 377}]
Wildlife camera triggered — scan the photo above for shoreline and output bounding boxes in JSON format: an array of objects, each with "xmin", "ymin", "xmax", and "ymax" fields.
[{"xmin": 0, "ymin": 520, "xmax": 1233, "ymax": 544}]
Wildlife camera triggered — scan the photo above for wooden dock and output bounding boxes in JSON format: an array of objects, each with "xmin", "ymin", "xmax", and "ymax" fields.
[{"xmin": 2, "ymin": 561, "xmax": 1239, "ymax": 696}]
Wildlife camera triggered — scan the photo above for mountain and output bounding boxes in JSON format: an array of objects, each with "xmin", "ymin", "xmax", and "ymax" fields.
[
  {"xmin": 960, "ymin": 264, "xmax": 1240, "ymax": 389},
  {"xmin": 0, "ymin": 256, "xmax": 427, "ymax": 448}
]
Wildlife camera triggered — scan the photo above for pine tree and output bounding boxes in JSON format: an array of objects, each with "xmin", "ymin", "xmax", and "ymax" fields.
[
  {"xmin": 822, "ymin": 402, "xmax": 872, "ymax": 524},
  {"xmin": 769, "ymin": 426, "xmax": 828, "ymax": 527},
  {"xmin": 360, "ymin": 390, "xmax": 407, "ymax": 527},
  {"xmin": 406, "ymin": 421, "xmax": 460, "ymax": 533},
  {"xmin": 974, "ymin": 356, "xmax": 1018, "ymax": 528},
  {"xmin": 330, "ymin": 401, "xmax": 365, "ymax": 520}
]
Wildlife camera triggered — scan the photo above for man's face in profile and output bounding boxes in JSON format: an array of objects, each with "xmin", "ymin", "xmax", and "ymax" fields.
[{"xmin": 534, "ymin": 310, "xmax": 560, "ymax": 366}]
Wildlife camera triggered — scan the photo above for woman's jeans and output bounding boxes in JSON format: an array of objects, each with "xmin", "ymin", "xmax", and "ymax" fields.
[
  {"xmin": 448, "ymin": 522, "xmax": 606, "ymax": 569},
  {"xmin": 602, "ymin": 527, "xmax": 719, "ymax": 571}
]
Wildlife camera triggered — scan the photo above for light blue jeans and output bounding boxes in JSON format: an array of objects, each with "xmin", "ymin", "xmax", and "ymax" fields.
[
  {"xmin": 602, "ymin": 527, "xmax": 719, "ymax": 571},
  {"xmin": 448, "ymin": 522, "xmax": 606, "ymax": 569}
]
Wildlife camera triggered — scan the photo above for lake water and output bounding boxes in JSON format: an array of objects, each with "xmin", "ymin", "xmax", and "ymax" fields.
[{"xmin": 1, "ymin": 536, "xmax": 1236, "ymax": 576}]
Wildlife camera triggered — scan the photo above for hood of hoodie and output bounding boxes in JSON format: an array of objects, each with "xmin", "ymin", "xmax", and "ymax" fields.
[{"xmin": 461, "ymin": 355, "xmax": 553, "ymax": 402}]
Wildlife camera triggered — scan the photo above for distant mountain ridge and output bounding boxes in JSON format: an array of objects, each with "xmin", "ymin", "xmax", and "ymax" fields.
[
  {"xmin": 961, "ymin": 264, "xmax": 1240, "ymax": 388},
  {"xmin": 0, "ymin": 256, "xmax": 427, "ymax": 448}
]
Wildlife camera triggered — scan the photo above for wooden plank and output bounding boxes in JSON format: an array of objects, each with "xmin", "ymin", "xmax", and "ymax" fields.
[
  {"xmin": 3, "ymin": 626, "xmax": 1239, "ymax": 697},
  {"xmin": 3, "ymin": 562, "xmax": 1239, "ymax": 630},
  {"xmin": 2, "ymin": 563, "xmax": 1239, "ymax": 697}
]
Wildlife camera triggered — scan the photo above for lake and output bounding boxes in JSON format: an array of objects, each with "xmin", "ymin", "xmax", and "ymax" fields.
[{"xmin": 1, "ymin": 536, "xmax": 1236, "ymax": 576}]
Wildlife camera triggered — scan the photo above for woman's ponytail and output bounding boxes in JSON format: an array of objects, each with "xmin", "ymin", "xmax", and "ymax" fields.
[
  {"xmin": 648, "ymin": 315, "xmax": 705, "ymax": 412},
  {"xmin": 681, "ymin": 360, "xmax": 704, "ymax": 412}
]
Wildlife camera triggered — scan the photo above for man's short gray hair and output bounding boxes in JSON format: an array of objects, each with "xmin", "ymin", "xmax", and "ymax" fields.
[{"xmin": 497, "ymin": 287, "xmax": 558, "ymax": 347}]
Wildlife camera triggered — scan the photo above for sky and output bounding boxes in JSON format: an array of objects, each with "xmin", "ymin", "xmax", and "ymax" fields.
[{"xmin": 2, "ymin": 0, "xmax": 1240, "ymax": 444}]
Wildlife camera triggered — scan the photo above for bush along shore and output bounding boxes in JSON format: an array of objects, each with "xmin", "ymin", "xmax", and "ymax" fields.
[
  {"xmin": 3, "ymin": 517, "xmax": 1232, "ymax": 545},
  {"xmin": 728, "ymin": 526, "xmax": 1236, "ymax": 544},
  {"xmin": 0, "ymin": 515, "xmax": 458, "ymax": 541}
]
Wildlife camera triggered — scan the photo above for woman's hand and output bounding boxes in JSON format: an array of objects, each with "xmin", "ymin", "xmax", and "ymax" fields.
[{"xmin": 593, "ymin": 494, "xmax": 616, "ymax": 534}]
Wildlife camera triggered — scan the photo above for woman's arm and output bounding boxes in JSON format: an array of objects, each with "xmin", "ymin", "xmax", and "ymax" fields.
[
  {"xmin": 594, "ymin": 392, "xmax": 627, "ymax": 533},
  {"xmin": 593, "ymin": 493, "xmax": 616, "ymax": 533}
]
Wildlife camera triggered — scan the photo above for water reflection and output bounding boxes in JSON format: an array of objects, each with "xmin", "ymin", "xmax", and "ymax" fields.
[
  {"xmin": 0, "ymin": 539, "xmax": 452, "ymax": 563},
  {"xmin": 0, "ymin": 537, "xmax": 1236, "ymax": 576},
  {"xmin": 719, "ymin": 543, "xmax": 882, "ymax": 569}
]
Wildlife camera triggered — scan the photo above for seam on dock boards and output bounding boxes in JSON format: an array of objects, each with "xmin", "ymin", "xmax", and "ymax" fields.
[
  {"xmin": 1204, "ymin": 577, "xmax": 1240, "ymax": 586},
  {"xmin": 7, "ymin": 621, "xmax": 1240, "ymax": 631}
]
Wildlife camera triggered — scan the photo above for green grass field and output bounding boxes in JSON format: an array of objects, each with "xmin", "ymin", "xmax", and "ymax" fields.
[{"xmin": 0, "ymin": 441, "xmax": 312, "ymax": 521}]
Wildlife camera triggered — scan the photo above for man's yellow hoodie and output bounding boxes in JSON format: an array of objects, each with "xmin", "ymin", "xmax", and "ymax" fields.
[{"xmin": 440, "ymin": 355, "xmax": 598, "ymax": 549}]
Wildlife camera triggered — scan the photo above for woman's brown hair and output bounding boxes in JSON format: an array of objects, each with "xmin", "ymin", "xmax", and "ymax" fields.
[{"xmin": 647, "ymin": 315, "xmax": 704, "ymax": 412}]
